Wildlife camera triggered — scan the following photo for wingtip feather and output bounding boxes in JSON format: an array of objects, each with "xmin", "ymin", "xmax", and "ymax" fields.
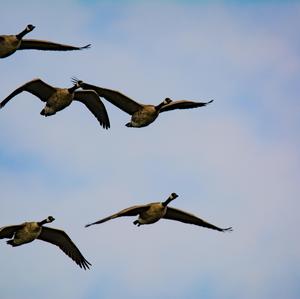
[
  {"xmin": 222, "ymin": 227, "xmax": 233, "ymax": 232},
  {"xmin": 81, "ymin": 44, "xmax": 91, "ymax": 50}
]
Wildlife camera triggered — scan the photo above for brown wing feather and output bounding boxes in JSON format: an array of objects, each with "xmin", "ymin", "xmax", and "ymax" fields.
[
  {"xmin": 85, "ymin": 204, "xmax": 151, "ymax": 227},
  {"xmin": 159, "ymin": 100, "xmax": 213, "ymax": 113},
  {"xmin": 78, "ymin": 82, "xmax": 142, "ymax": 115},
  {"xmin": 37, "ymin": 227, "xmax": 91, "ymax": 270},
  {"xmin": 73, "ymin": 90, "xmax": 110, "ymax": 129},
  {"xmin": 0, "ymin": 225, "xmax": 24, "ymax": 239},
  {"xmin": 19, "ymin": 39, "xmax": 90, "ymax": 51},
  {"xmin": 164, "ymin": 207, "xmax": 232, "ymax": 232},
  {"xmin": 0, "ymin": 79, "xmax": 55, "ymax": 108}
]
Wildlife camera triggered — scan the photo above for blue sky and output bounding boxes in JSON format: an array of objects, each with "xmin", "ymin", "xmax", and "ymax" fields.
[{"xmin": 1, "ymin": 1, "xmax": 299, "ymax": 299}]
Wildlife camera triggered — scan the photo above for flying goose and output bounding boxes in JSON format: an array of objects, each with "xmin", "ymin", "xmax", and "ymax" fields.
[
  {"xmin": 0, "ymin": 216, "xmax": 91, "ymax": 270},
  {"xmin": 72, "ymin": 78, "xmax": 213, "ymax": 128},
  {"xmin": 85, "ymin": 193, "xmax": 232, "ymax": 232},
  {"xmin": 0, "ymin": 25, "xmax": 90, "ymax": 58},
  {"xmin": 0, "ymin": 79, "xmax": 110, "ymax": 129}
]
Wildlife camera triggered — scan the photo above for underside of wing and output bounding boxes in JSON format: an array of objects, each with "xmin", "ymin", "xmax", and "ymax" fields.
[
  {"xmin": 37, "ymin": 227, "xmax": 91, "ymax": 270},
  {"xmin": 0, "ymin": 78, "xmax": 55, "ymax": 108},
  {"xmin": 85, "ymin": 204, "xmax": 150, "ymax": 227},
  {"xmin": 19, "ymin": 39, "xmax": 90, "ymax": 51},
  {"xmin": 159, "ymin": 100, "xmax": 213, "ymax": 113},
  {"xmin": 73, "ymin": 90, "xmax": 110, "ymax": 129},
  {"xmin": 0, "ymin": 225, "xmax": 23, "ymax": 239},
  {"xmin": 79, "ymin": 82, "xmax": 142, "ymax": 115},
  {"xmin": 164, "ymin": 207, "xmax": 232, "ymax": 232}
]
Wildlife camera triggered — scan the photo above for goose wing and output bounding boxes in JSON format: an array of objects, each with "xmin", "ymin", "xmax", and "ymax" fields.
[
  {"xmin": 164, "ymin": 207, "xmax": 232, "ymax": 232},
  {"xmin": 77, "ymin": 82, "xmax": 142, "ymax": 115},
  {"xmin": 73, "ymin": 90, "xmax": 110, "ymax": 129},
  {"xmin": 19, "ymin": 39, "xmax": 90, "ymax": 51},
  {"xmin": 85, "ymin": 204, "xmax": 150, "ymax": 227},
  {"xmin": 0, "ymin": 225, "xmax": 24, "ymax": 239},
  {"xmin": 0, "ymin": 79, "xmax": 55, "ymax": 108},
  {"xmin": 37, "ymin": 227, "xmax": 91, "ymax": 270},
  {"xmin": 159, "ymin": 99, "xmax": 213, "ymax": 113}
]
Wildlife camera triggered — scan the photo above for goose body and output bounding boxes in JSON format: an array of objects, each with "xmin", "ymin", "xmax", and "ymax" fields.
[
  {"xmin": 0, "ymin": 216, "xmax": 91, "ymax": 270},
  {"xmin": 137, "ymin": 202, "xmax": 167, "ymax": 225},
  {"xmin": 0, "ymin": 79, "xmax": 110, "ymax": 129},
  {"xmin": 9, "ymin": 221, "xmax": 42, "ymax": 246},
  {"xmin": 0, "ymin": 34, "xmax": 22, "ymax": 58},
  {"xmin": 72, "ymin": 79, "xmax": 213, "ymax": 128},
  {"xmin": 0, "ymin": 25, "xmax": 90, "ymax": 58},
  {"xmin": 85, "ymin": 193, "xmax": 232, "ymax": 232},
  {"xmin": 41, "ymin": 88, "xmax": 73, "ymax": 116},
  {"xmin": 130, "ymin": 105, "xmax": 160, "ymax": 128}
]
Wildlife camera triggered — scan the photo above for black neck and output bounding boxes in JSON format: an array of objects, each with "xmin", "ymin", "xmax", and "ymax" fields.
[
  {"xmin": 38, "ymin": 219, "xmax": 48, "ymax": 226},
  {"xmin": 68, "ymin": 85, "xmax": 78, "ymax": 93},
  {"xmin": 16, "ymin": 28, "xmax": 30, "ymax": 40},
  {"xmin": 162, "ymin": 196, "xmax": 173, "ymax": 207},
  {"xmin": 155, "ymin": 101, "xmax": 166, "ymax": 111}
]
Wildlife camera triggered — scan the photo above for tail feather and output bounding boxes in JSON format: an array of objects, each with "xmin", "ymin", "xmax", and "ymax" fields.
[{"xmin": 6, "ymin": 240, "xmax": 16, "ymax": 246}]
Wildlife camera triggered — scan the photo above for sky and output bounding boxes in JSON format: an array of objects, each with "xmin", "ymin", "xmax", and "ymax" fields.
[{"xmin": 0, "ymin": 1, "xmax": 300, "ymax": 298}]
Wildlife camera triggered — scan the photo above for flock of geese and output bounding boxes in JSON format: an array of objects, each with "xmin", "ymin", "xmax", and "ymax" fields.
[{"xmin": 0, "ymin": 25, "xmax": 233, "ymax": 270}]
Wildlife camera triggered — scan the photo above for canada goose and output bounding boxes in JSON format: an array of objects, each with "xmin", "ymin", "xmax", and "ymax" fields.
[
  {"xmin": 71, "ymin": 78, "xmax": 213, "ymax": 128},
  {"xmin": 0, "ymin": 79, "xmax": 110, "ymax": 129},
  {"xmin": 0, "ymin": 25, "xmax": 90, "ymax": 58},
  {"xmin": 85, "ymin": 193, "xmax": 232, "ymax": 232},
  {"xmin": 0, "ymin": 216, "xmax": 91, "ymax": 269}
]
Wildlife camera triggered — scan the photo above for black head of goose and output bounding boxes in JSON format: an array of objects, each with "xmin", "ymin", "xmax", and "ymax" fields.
[
  {"xmin": 85, "ymin": 193, "xmax": 232, "ymax": 232},
  {"xmin": 71, "ymin": 78, "xmax": 213, "ymax": 128},
  {"xmin": 0, "ymin": 24, "xmax": 90, "ymax": 59},
  {"xmin": 0, "ymin": 216, "xmax": 91, "ymax": 270},
  {"xmin": 0, "ymin": 78, "xmax": 110, "ymax": 129}
]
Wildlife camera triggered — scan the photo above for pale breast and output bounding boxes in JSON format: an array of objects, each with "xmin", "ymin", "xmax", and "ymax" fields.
[
  {"xmin": 0, "ymin": 35, "xmax": 21, "ymax": 57},
  {"xmin": 13, "ymin": 222, "xmax": 42, "ymax": 245},
  {"xmin": 131, "ymin": 106, "xmax": 158, "ymax": 127},
  {"xmin": 47, "ymin": 89, "xmax": 73, "ymax": 112},
  {"xmin": 140, "ymin": 203, "xmax": 166, "ymax": 224}
]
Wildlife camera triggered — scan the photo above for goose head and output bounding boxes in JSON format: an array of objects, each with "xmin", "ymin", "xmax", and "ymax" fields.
[
  {"xmin": 68, "ymin": 80, "xmax": 82, "ymax": 93},
  {"xmin": 162, "ymin": 192, "xmax": 178, "ymax": 207},
  {"xmin": 16, "ymin": 24, "xmax": 36, "ymax": 40},
  {"xmin": 74, "ymin": 80, "xmax": 83, "ymax": 89},
  {"xmin": 164, "ymin": 98, "xmax": 172, "ymax": 104},
  {"xmin": 26, "ymin": 24, "xmax": 36, "ymax": 32},
  {"xmin": 38, "ymin": 216, "xmax": 55, "ymax": 226},
  {"xmin": 70, "ymin": 77, "xmax": 83, "ymax": 87},
  {"xmin": 46, "ymin": 216, "xmax": 55, "ymax": 223},
  {"xmin": 69, "ymin": 77, "xmax": 84, "ymax": 93},
  {"xmin": 170, "ymin": 192, "xmax": 178, "ymax": 200},
  {"xmin": 155, "ymin": 97, "xmax": 173, "ymax": 111}
]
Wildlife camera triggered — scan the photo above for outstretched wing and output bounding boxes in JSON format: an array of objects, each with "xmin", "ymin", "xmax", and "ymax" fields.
[
  {"xmin": 37, "ymin": 227, "xmax": 91, "ymax": 270},
  {"xmin": 0, "ymin": 225, "xmax": 23, "ymax": 239},
  {"xmin": 19, "ymin": 39, "xmax": 90, "ymax": 51},
  {"xmin": 159, "ymin": 100, "xmax": 213, "ymax": 113},
  {"xmin": 164, "ymin": 207, "xmax": 232, "ymax": 232},
  {"xmin": 73, "ymin": 90, "xmax": 110, "ymax": 129},
  {"xmin": 0, "ymin": 78, "xmax": 55, "ymax": 108},
  {"xmin": 74, "ymin": 80, "xmax": 142, "ymax": 115},
  {"xmin": 85, "ymin": 204, "xmax": 150, "ymax": 227}
]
